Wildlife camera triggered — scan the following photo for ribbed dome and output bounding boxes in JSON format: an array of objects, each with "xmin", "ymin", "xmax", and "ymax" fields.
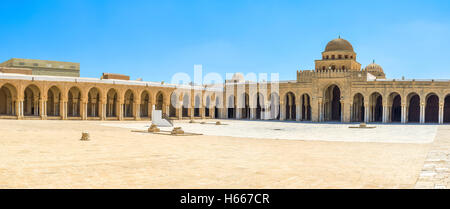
[
  {"xmin": 365, "ymin": 61, "xmax": 383, "ymax": 73},
  {"xmin": 325, "ymin": 38, "xmax": 354, "ymax": 52},
  {"xmin": 231, "ymin": 73, "xmax": 245, "ymax": 82}
]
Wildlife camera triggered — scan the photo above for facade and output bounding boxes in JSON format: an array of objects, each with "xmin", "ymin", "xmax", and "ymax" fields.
[
  {"xmin": 0, "ymin": 58, "xmax": 80, "ymax": 77},
  {"xmin": 1, "ymin": 38, "xmax": 450, "ymax": 124}
]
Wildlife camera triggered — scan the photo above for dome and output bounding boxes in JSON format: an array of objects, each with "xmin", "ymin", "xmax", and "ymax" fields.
[
  {"xmin": 231, "ymin": 73, "xmax": 245, "ymax": 82},
  {"xmin": 365, "ymin": 61, "xmax": 383, "ymax": 73},
  {"xmin": 325, "ymin": 38, "xmax": 354, "ymax": 52}
]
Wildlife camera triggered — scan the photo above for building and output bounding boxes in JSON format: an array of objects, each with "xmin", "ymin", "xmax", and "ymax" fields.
[
  {"xmin": 1, "ymin": 38, "xmax": 450, "ymax": 124},
  {"xmin": 0, "ymin": 58, "xmax": 80, "ymax": 77}
]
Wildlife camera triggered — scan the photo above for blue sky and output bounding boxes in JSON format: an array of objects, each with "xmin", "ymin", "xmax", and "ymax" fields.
[{"xmin": 1, "ymin": 0, "xmax": 450, "ymax": 82}]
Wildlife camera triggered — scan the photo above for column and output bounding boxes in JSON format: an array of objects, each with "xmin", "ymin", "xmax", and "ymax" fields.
[
  {"xmin": 39, "ymin": 99, "xmax": 46, "ymax": 119},
  {"xmin": 420, "ymin": 102, "xmax": 425, "ymax": 123},
  {"xmin": 364, "ymin": 102, "xmax": 369, "ymax": 123},
  {"xmin": 235, "ymin": 108, "xmax": 241, "ymax": 119},
  {"xmin": 401, "ymin": 104, "xmax": 406, "ymax": 123},
  {"xmin": 250, "ymin": 108, "xmax": 255, "ymax": 120},
  {"xmin": 382, "ymin": 105, "xmax": 388, "ymax": 123},
  {"xmin": 134, "ymin": 102, "xmax": 140, "ymax": 120},
  {"xmin": 210, "ymin": 105, "xmax": 215, "ymax": 119},
  {"xmin": 118, "ymin": 100, "xmax": 123, "ymax": 121},
  {"xmin": 280, "ymin": 102, "xmax": 285, "ymax": 120},
  {"xmin": 439, "ymin": 103, "xmax": 444, "ymax": 124},
  {"xmin": 81, "ymin": 100, "xmax": 87, "ymax": 120},
  {"xmin": 319, "ymin": 101, "xmax": 324, "ymax": 122},
  {"xmin": 201, "ymin": 106, "xmax": 206, "ymax": 119},
  {"xmin": 297, "ymin": 98, "xmax": 302, "ymax": 121},
  {"xmin": 177, "ymin": 102, "xmax": 182, "ymax": 120},
  {"xmin": 16, "ymin": 100, "xmax": 23, "ymax": 119}
]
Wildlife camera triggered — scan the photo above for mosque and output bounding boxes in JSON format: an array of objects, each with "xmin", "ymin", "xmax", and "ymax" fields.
[{"xmin": 1, "ymin": 38, "xmax": 450, "ymax": 124}]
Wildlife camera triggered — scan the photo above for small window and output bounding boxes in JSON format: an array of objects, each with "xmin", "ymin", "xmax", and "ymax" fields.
[
  {"xmin": 345, "ymin": 55, "xmax": 348, "ymax": 59},
  {"xmin": 350, "ymin": 56, "xmax": 353, "ymax": 59},
  {"xmin": 322, "ymin": 66, "xmax": 325, "ymax": 71},
  {"xmin": 338, "ymin": 55, "xmax": 342, "ymax": 59},
  {"xmin": 19, "ymin": 62, "xmax": 25, "ymax": 65},
  {"xmin": 326, "ymin": 55, "xmax": 329, "ymax": 59},
  {"xmin": 331, "ymin": 65, "xmax": 336, "ymax": 70},
  {"xmin": 331, "ymin": 55, "xmax": 335, "ymax": 59}
]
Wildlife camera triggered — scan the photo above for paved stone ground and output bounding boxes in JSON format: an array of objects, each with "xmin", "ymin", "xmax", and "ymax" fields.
[
  {"xmin": 415, "ymin": 126, "xmax": 450, "ymax": 189},
  {"xmin": 103, "ymin": 120, "xmax": 437, "ymax": 144}
]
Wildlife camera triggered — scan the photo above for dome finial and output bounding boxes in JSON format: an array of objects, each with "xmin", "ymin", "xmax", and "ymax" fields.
[{"xmin": 338, "ymin": 35, "xmax": 341, "ymax": 39}]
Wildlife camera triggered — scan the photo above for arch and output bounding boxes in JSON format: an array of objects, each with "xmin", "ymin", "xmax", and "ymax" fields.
[
  {"xmin": 352, "ymin": 93, "xmax": 364, "ymax": 122},
  {"xmin": 47, "ymin": 86, "xmax": 61, "ymax": 116},
  {"xmin": 255, "ymin": 93, "xmax": 265, "ymax": 120},
  {"xmin": 194, "ymin": 94, "xmax": 201, "ymax": 117},
  {"xmin": 106, "ymin": 88, "xmax": 118, "ymax": 117},
  {"xmin": 269, "ymin": 92, "xmax": 280, "ymax": 120},
  {"xmin": 24, "ymin": 84, "xmax": 41, "ymax": 116},
  {"xmin": 0, "ymin": 83, "xmax": 17, "ymax": 116},
  {"xmin": 300, "ymin": 93, "xmax": 311, "ymax": 121},
  {"xmin": 67, "ymin": 86, "xmax": 81, "ymax": 117},
  {"xmin": 425, "ymin": 93, "xmax": 439, "ymax": 123},
  {"xmin": 324, "ymin": 84, "xmax": 341, "ymax": 121},
  {"xmin": 140, "ymin": 90, "xmax": 151, "ymax": 118},
  {"xmin": 444, "ymin": 95, "xmax": 450, "ymax": 123},
  {"xmin": 389, "ymin": 92, "xmax": 401, "ymax": 122},
  {"xmin": 182, "ymin": 93, "xmax": 190, "ymax": 117},
  {"xmin": 169, "ymin": 92, "xmax": 177, "ymax": 117},
  {"xmin": 407, "ymin": 93, "xmax": 420, "ymax": 123},
  {"xmin": 284, "ymin": 92, "xmax": 296, "ymax": 120},
  {"xmin": 155, "ymin": 91, "xmax": 164, "ymax": 111},
  {"xmin": 123, "ymin": 89, "xmax": 134, "ymax": 117},
  {"xmin": 369, "ymin": 92, "xmax": 382, "ymax": 122},
  {"xmin": 241, "ymin": 93, "xmax": 250, "ymax": 119}
]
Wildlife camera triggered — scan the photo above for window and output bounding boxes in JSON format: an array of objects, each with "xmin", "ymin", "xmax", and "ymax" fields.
[
  {"xmin": 338, "ymin": 55, "xmax": 342, "ymax": 59},
  {"xmin": 326, "ymin": 55, "xmax": 329, "ymax": 59},
  {"xmin": 331, "ymin": 65, "xmax": 336, "ymax": 70},
  {"xmin": 322, "ymin": 66, "xmax": 325, "ymax": 71},
  {"xmin": 331, "ymin": 55, "xmax": 335, "ymax": 60},
  {"xmin": 342, "ymin": 66, "xmax": 346, "ymax": 70},
  {"xmin": 345, "ymin": 55, "xmax": 348, "ymax": 59}
]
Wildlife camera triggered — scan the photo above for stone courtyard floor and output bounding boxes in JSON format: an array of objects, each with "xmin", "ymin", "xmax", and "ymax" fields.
[{"xmin": 0, "ymin": 119, "xmax": 445, "ymax": 188}]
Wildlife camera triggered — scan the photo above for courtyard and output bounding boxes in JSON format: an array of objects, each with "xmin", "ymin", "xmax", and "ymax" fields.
[{"xmin": 0, "ymin": 119, "xmax": 447, "ymax": 188}]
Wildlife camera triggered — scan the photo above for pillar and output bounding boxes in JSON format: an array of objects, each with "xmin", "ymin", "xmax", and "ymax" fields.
[
  {"xmin": 297, "ymin": 98, "xmax": 302, "ymax": 121},
  {"xmin": 401, "ymin": 104, "xmax": 406, "ymax": 123},
  {"xmin": 364, "ymin": 102, "xmax": 369, "ymax": 123},
  {"xmin": 81, "ymin": 100, "xmax": 87, "ymax": 120},
  {"xmin": 420, "ymin": 102, "xmax": 425, "ymax": 124},
  {"xmin": 280, "ymin": 102, "xmax": 285, "ymax": 121},
  {"xmin": 439, "ymin": 103, "xmax": 444, "ymax": 124},
  {"xmin": 201, "ymin": 106, "xmax": 206, "ymax": 119},
  {"xmin": 134, "ymin": 102, "xmax": 140, "ymax": 120},
  {"xmin": 382, "ymin": 105, "xmax": 388, "ymax": 123}
]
